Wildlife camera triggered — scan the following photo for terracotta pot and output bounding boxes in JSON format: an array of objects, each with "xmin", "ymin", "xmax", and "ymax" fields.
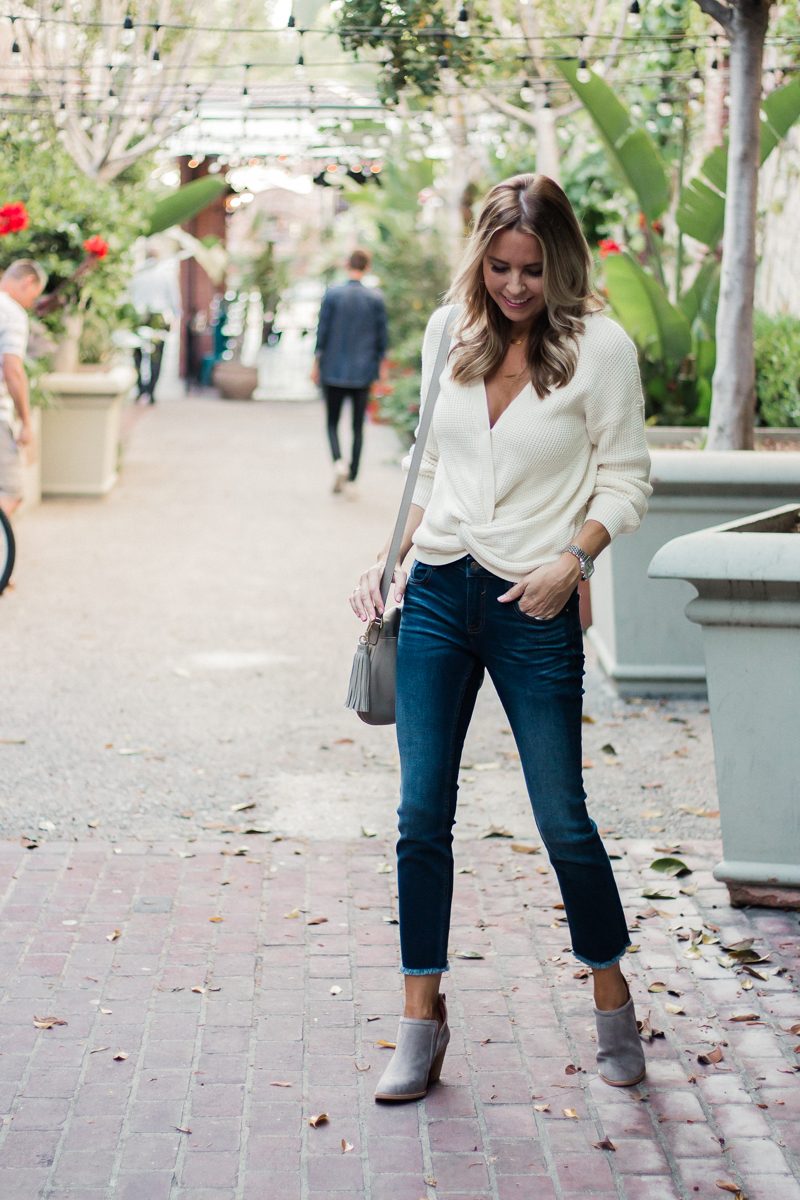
[{"xmin": 212, "ymin": 360, "xmax": 259, "ymax": 400}]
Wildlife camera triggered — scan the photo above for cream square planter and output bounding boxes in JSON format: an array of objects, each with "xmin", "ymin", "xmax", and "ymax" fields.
[
  {"xmin": 588, "ymin": 448, "xmax": 800, "ymax": 696},
  {"xmin": 40, "ymin": 365, "xmax": 136, "ymax": 497},
  {"xmin": 649, "ymin": 503, "xmax": 800, "ymax": 909}
]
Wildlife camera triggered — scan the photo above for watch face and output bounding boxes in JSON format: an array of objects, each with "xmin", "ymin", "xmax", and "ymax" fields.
[{"xmin": 583, "ymin": 558, "xmax": 595, "ymax": 579}]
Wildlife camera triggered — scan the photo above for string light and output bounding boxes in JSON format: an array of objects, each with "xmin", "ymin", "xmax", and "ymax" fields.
[
  {"xmin": 576, "ymin": 37, "xmax": 590, "ymax": 84},
  {"xmin": 6, "ymin": 10, "xmax": 797, "ymax": 47}
]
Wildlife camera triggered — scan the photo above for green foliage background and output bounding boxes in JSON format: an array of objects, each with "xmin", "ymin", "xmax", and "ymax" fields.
[{"xmin": 0, "ymin": 130, "xmax": 146, "ymax": 361}]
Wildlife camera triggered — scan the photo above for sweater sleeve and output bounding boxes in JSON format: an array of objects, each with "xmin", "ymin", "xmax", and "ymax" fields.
[
  {"xmin": 584, "ymin": 330, "xmax": 653, "ymax": 540},
  {"xmin": 402, "ymin": 307, "xmax": 449, "ymax": 509}
]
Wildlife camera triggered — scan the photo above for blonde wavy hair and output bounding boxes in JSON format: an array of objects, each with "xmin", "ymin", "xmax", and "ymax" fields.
[{"xmin": 446, "ymin": 174, "xmax": 602, "ymax": 398}]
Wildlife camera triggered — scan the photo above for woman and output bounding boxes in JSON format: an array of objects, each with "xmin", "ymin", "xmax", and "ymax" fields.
[{"xmin": 349, "ymin": 174, "xmax": 652, "ymax": 1102}]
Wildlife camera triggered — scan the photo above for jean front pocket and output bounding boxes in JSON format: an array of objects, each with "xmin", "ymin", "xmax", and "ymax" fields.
[
  {"xmin": 408, "ymin": 560, "xmax": 434, "ymax": 586},
  {"xmin": 513, "ymin": 600, "xmax": 563, "ymax": 624},
  {"xmin": 512, "ymin": 587, "xmax": 579, "ymax": 625}
]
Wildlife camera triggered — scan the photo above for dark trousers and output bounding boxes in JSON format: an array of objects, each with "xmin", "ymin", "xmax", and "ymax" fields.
[
  {"xmin": 134, "ymin": 341, "xmax": 166, "ymax": 403},
  {"xmin": 395, "ymin": 555, "xmax": 631, "ymax": 974},
  {"xmin": 323, "ymin": 384, "xmax": 370, "ymax": 481}
]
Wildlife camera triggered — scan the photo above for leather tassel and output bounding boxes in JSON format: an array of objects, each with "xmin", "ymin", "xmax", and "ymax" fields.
[{"xmin": 345, "ymin": 639, "xmax": 371, "ymax": 712}]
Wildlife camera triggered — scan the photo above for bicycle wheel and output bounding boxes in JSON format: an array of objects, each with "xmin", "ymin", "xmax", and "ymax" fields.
[{"xmin": 0, "ymin": 507, "xmax": 15, "ymax": 595}]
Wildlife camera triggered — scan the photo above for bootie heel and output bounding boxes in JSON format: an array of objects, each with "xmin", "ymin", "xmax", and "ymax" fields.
[
  {"xmin": 374, "ymin": 993, "xmax": 450, "ymax": 1102},
  {"xmin": 594, "ymin": 984, "xmax": 646, "ymax": 1087}
]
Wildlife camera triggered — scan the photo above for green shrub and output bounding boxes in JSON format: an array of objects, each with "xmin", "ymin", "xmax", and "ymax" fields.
[{"xmin": 754, "ymin": 312, "xmax": 800, "ymax": 428}]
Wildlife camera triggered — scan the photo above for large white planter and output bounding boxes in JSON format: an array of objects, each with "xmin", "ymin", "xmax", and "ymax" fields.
[
  {"xmin": 588, "ymin": 449, "xmax": 800, "ymax": 695},
  {"xmin": 39, "ymin": 365, "xmax": 135, "ymax": 497},
  {"xmin": 649, "ymin": 503, "xmax": 800, "ymax": 909}
]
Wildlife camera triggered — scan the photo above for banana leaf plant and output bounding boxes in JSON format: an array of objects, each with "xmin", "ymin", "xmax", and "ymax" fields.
[{"xmin": 556, "ymin": 60, "xmax": 800, "ymax": 425}]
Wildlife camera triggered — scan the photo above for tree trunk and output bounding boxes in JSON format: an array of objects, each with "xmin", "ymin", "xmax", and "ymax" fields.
[
  {"xmin": 534, "ymin": 101, "xmax": 561, "ymax": 183},
  {"xmin": 706, "ymin": 0, "xmax": 771, "ymax": 451}
]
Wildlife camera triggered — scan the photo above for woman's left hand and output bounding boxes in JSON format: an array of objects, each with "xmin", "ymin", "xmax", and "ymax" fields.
[{"xmin": 498, "ymin": 555, "xmax": 581, "ymax": 620}]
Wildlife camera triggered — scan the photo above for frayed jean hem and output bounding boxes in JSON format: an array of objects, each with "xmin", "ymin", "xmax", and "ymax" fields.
[
  {"xmin": 573, "ymin": 943, "xmax": 630, "ymax": 970},
  {"xmin": 400, "ymin": 964, "xmax": 450, "ymax": 976}
]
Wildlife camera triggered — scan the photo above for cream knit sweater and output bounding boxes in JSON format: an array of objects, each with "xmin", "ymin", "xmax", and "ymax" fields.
[{"xmin": 405, "ymin": 305, "xmax": 652, "ymax": 583}]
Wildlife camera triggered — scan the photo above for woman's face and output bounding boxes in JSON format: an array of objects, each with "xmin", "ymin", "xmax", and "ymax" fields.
[{"xmin": 482, "ymin": 227, "xmax": 545, "ymax": 328}]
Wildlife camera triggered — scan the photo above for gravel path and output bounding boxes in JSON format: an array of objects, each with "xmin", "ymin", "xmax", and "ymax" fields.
[{"xmin": 0, "ymin": 392, "xmax": 719, "ymax": 847}]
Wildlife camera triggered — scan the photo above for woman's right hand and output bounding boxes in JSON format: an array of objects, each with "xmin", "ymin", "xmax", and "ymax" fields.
[{"xmin": 349, "ymin": 560, "xmax": 408, "ymax": 622}]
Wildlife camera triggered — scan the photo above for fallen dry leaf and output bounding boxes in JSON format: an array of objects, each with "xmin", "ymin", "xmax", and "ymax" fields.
[
  {"xmin": 341, "ymin": 1139, "xmax": 354, "ymax": 1154},
  {"xmin": 89, "ymin": 1045, "xmax": 109, "ymax": 1054},
  {"xmin": 270, "ymin": 1081, "xmax": 293, "ymax": 1088},
  {"xmin": 593, "ymin": 1137, "xmax": 616, "ymax": 1151},
  {"xmin": 376, "ymin": 862, "xmax": 393, "ymax": 874},
  {"xmin": 354, "ymin": 1062, "xmax": 371, "ymax": 1072},
  {"xmin": 480, "ymin": 824, "xmax": 514, "ymax": 839},
  {"xmin": 309, "ymin": 1113, "xmax": 329, "ymax": 1128},
  {"xmin": 191, "ymin": 986, "xmax": 205, "ymax": 995},
  {"xmin": 33, "ymin": 1015, "xmax": 68, "ymax": 1029},
  {"xmin": 698, "ymin": 1046, "xmax": 724, "ymax": 1065},
  {"xmin": 638, "ymin": 1013, "xmax": 665, "ymax": 1041},
  {"xmin": 376, "ymin": 1040, "xmax": 397, "ymax": 1049},
  {"xmin": 715, "ymin": 1183, "xmax": 746, "ymax": 1199},
  {"xmin": 665, "ymin": 1003, "xmax": 685, "ymax": 1015},
  {"xmin": 360, "ymin": 827, "xmax": 377, "ymax": 838},
  {"xmin": 510, "ymin": 842, "xmax": 540, "ymax": 855},
  {"xmin": 284, "ymin": 909, "xmax": 301, "ymax": 919},
  {"xmin": 534, "ymin": 1103, "xmax": 550, "ymax": 1113},
  {"xmin": 648, "ymin": 982, "xmax": 667, "ymax": 993},
  {"xmin": 113, "ymin": 1050, "xmax": 129, "ymax": 1061},
  {"xmin": 106, "ymin": 929, "xmax": 122, "ymax": 942},
  {"xmin": 99, "ymin": 1007, "xmax": 113, "ymax": 1015},
  {"xmin": 455, "ymin": 950, "xmax": 484, "ymax": 960},
  {"xmin": 230, "ymin": 801, "xmax": 256, "ymax": 812},
  {"xmin": 742, "ymin": 966, "xmax": 770, "ymax": 982},
  {"xmin": 330, "ymin": 986, "xmax": 342, "ymax": 996},
  {"xmin": 307, "ymin": 917, "xmax": 328, "ymax": 926},
  {"xmin": 176, "ymin": 1126, "xmax": 192, "ymax": 1134},
  {"xmin": 208, "ymin": 916, "xmax": 224, "ymax": 923},
  {"xmin": 728, "ymin": 1013, "xmax": 760, "ymax": 1023},
  {"xmin": 563, "ymin": 1108, "xmax": 579, "ymax": 1119}
]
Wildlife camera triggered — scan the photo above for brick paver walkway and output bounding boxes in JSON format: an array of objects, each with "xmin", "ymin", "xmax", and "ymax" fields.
[{"xmin": 0, "ymin": 833, "xmax": 797, "ymax": 1199}]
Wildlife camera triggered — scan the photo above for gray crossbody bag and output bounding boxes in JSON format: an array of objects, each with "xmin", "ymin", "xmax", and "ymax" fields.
[{"xmin": 345, "ymin": 307, "xmax": 456, "ymax": 725}]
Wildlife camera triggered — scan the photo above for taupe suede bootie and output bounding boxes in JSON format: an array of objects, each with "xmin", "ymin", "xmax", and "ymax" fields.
[
  {"xmin": 374, "ymin": 993, "xmax": 450, "ymax": 1102},
  {"xmin": 594, "ymin": 984, "xmax": 646, "ymax": 1087}
]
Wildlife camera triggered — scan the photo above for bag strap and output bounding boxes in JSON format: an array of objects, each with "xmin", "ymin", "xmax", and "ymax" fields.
[{"xmin": 379, "ymin": 306, "xmax": 457, "ymax": 604}]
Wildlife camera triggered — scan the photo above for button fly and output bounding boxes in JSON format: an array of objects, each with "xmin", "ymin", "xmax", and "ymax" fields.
[{"xmin": 469, "ymin": 560, "xmax": 480, "ymax": 574}]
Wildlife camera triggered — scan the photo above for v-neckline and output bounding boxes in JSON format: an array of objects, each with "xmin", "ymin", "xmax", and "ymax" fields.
[{"xmin": 482, "ymin": 379, "xmax": 530, "ymax": 432}]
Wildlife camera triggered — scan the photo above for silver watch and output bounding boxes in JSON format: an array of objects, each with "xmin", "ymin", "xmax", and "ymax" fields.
[{"xmin": 564, "ymin": 544, "xmax": 594, "ymax": 580}]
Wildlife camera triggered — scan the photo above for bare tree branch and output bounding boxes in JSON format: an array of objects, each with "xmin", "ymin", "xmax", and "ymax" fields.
[{"xmin": 694, "ymin": 0, "xmax": 734, "ymax": 31}]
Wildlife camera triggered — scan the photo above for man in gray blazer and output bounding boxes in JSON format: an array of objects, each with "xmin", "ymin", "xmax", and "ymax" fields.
[{"xmin": 312, "ymin": 249, "xmax": 388, "ymax": 496}]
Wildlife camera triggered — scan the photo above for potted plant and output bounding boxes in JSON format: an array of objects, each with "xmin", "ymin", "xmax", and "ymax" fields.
[
  {"xmin": 649, "ymin": 503, "xmax": 800, "ymax": 908},
  {"xmin": 551, "ymin": 63, "xmax": 800, "ymax": 694}
]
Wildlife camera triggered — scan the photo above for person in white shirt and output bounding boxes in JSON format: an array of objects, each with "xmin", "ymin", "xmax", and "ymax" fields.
[
  {"xmin": 0, "ymin": 260, "xmax": 47, "ymax": 516},
  {"xmin": 349, "ymin": 175, "xmax": 652, "ymax": 1102}
]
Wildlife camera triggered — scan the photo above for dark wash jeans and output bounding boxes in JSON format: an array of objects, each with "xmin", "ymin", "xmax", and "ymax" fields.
[{"xmin": 395, "ymin": 555, "xmax": 631, "ymax": 974}]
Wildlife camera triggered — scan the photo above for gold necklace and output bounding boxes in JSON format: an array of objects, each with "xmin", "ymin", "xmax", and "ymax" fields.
[{"xmin": 510, "ymin": 337, "xmax": 525, "ymax": 345}]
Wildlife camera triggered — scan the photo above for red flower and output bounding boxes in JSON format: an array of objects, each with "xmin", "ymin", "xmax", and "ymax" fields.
[
  {"xmin": 83, "ymin": 236, "xmax": 110, "ymax": 259},
  {"xmin": 598, "ymin": 239, "xmax": 623, "ymax": 259},
  {"xmin": 0, "ymin": 202, "xmax": 29, "ymax": 236}
]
